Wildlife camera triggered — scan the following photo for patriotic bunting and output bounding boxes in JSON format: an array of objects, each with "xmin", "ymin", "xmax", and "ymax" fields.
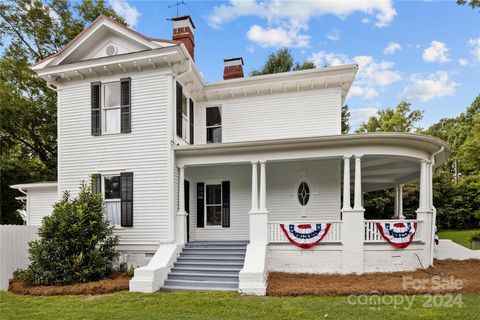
[
  {"xmin": 376, "ymin": 222, "xmax": 417, "ymax": 249},
  {"xmin": 280, "ymin": 223, "xmax": 331, "ymax": 249}
]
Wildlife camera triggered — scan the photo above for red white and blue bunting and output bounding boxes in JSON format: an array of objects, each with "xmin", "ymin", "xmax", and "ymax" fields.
[
  {"xmin": 376, "ymin": 222, "xmax": 417, "ymax": 249},
  {"xmin": 280, "ymin": 223, "xmax": 331, "ymax": 249}
]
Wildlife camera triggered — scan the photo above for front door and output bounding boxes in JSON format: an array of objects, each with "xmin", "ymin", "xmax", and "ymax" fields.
[{"xmin": 184, "ymin": 179, "xmax": 190, "ymax": 242}]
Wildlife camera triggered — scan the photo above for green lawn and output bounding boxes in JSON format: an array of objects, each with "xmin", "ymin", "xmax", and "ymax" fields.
[
  {"xmin": 439, "ymin": 229, "xmax": 480, "ymax": 249},
  {"xmin": 1, "ymin": 291, "xmax": 479, "ymax": 320}
]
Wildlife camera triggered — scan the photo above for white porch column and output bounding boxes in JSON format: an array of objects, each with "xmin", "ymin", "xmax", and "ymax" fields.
[
  {"xmin": 398, "ymin": 184, "xmax": 405, "ymax": 219},
  {"xmin": 259, "ymin": 160, "xmax": 267, "ymax": 213},
  {"xmin": 341, "ymin": 154, "xmax": 365, "ymax": 274},
  {"xmin": 416, "ymin": 160, "xmax": 434, "ymax": 267},
  {"xmin": 249, "ymin": 161, "xmax": 259, "ymax": 214},
  {"xmin": 175, "ymin": 165, "xmax": 188, "ymax": 244},
  {"xmin": 342, "ymin": 156, "xmax": 352, "ymax": 211},
  {"xmin": 241, "ymin": 160, "xmax": 268, "ymax": 296},
  {"xmin": 353, "ymin": 155, "xmax": 363, "ymax": 210},
  {"xmin": 394, "ymin": 186, "xmax": 399, "ymax": 218}
]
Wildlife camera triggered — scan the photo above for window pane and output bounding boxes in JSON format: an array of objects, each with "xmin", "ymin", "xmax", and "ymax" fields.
[
  {"xmin": 297, "ymin": 182, "xmax": 310, "ymax": 206},
  {"xmin": 105, "ymin": 176, "xmax": 121, "ymax": 199},
  {"xmin": 105, "ymin": 108, "xmax": 120, "ymax": 133},
  {"xmin": 105, "ymin": 200, "xmax": 121, "ymax": 225},
  {"xmin": 206, "ymin": 205, "xmax": 222, "ymax": 226},
  {"xmin": 104, "ymin": 82, "xmax": 121, "ymax": 108},
  {"xmin": 207, "ymin": 127, "xmax": 222, "ymax": 143},
  {"xmin": 182, "ymin": 94, "xmax": 188, "ymax": 115},
  {"xmin": 206, "ymin": 107, "xmax": 221, "ymax": 126},
  {"xmin": 206, "ymin": 184, "xmax": 221, "ymax": 205}
]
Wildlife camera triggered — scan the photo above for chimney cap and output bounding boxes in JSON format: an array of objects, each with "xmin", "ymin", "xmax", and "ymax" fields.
[
  {"xmin": 171, "ymin": 15, "xmax": 196, "ymax": 29},
  {"xmin": 224, "ymin": 57, "xmax": 244, "ymax": 66}
]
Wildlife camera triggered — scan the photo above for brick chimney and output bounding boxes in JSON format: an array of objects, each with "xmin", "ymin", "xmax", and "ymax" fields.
[
  {"xmin": 223, "ymin": 57, "xmax": 244, "ymax": 80},
  {"xmin": 172, "ymin": 16, "xmax": 195, "ymax": 60}
]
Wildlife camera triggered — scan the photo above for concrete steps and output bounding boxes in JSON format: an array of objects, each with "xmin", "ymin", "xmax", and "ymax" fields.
[{"xmin": 162, "ymin": 241, "xmax": 247, "ymax": 292}]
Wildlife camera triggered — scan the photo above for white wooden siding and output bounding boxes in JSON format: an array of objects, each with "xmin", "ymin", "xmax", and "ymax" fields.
[
  {"xmin": 267, "ymin": 160, "xmax": 341, "ymax": 222},
  {"xmin": 194, "ymin": 88, "xmax": 341, "ymax": 144},
  {"xmin": 187, "ymin": 164, "xmax": 251, "ymax": 241},
  {"xmin": 27, "ymin": 187, "xmax": 58, "ymax": 225},
  {"xmin": 58, "ymin": 70, "xmax": 172, "ymax": 249}
]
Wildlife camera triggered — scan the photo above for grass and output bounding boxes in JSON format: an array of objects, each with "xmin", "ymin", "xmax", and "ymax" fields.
[
  {"xmin": 439, "ymin": 229, "xmax": 480, "ymax": 249},
  {"xmin": 1, "ymin": 291, "xmax": 479, "ymax": 320}
]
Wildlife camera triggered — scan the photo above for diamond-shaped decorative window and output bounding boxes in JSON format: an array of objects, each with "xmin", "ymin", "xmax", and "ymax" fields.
[{"xmin": 297, "ymin": 182, "xmax": 310, "ymax": 206}]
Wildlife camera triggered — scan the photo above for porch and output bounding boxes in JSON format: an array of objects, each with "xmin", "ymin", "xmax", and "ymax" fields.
[{"xmin": 173, "ymin": 133, "xmax": 448, "ymax": 295}]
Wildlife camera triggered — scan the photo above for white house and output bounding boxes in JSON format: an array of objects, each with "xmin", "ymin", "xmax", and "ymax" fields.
[{"xmin": 12, "ymin": 15, "xmax": 450, "ymax": 295}]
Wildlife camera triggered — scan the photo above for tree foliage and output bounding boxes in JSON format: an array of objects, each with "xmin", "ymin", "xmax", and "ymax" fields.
[
  {"xmin": 456, "ymin": 0, "xmax": 480, "ymax": 9},
  {"xmin": 355, "ymin": 102, "xmax": 423, "ymax": 133},
  {"xmin": 342, "ymin": 105, "xmax": 351, "ymax": 134},
  {"xmin": 14, "ymin": 181, "xmax": 119, "ymax": 285},
  {"xmin": 0, "ymin": 0, "xmax": 124, "ymax": 224},
  {"xmin": 250, "ymin": 47, "xmax": 315, "ymax": 76}
]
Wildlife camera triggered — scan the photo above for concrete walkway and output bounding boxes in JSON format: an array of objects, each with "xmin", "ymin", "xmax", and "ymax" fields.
[{"xmin": 435, "ymin": 239, "xmax": 480, "ymax": 260}]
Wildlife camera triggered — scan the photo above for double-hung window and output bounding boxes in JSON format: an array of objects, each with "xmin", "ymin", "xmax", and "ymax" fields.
[
  {"xmin": 205, "ymin": 183, "xmax": 222, "ymax": 226},
  {"xmin": 206, "ymin": 106, "xmax": 222, "ymax": 143},
  {"xmin": 103, "ymin": 82, "xmax": 121, "ymax": 134},
  {"xmin": 104, "ymin": 175, "xmax": 121, "ymax": 225}
]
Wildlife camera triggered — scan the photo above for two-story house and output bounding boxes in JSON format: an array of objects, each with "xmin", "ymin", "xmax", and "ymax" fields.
[{"xmin": 13, "ymin": 15, "xmax": 449, "ymax": 295}]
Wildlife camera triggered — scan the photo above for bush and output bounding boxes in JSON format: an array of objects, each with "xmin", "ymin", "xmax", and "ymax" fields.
[
  {"xmin": 471, "ymin": 232, "xmax": 480, "ymax": 243},
  {"xmin": 14, "ymin": 181, "xmax": 119, "ymax": 285}
]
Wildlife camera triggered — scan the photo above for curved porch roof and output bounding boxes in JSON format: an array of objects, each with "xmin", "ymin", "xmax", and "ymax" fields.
[{"xmin": 175, "ymin": 133, "xmax": 450, "ymax": 192}]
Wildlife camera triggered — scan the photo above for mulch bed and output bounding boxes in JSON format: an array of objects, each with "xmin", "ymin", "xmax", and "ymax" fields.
[
  {"xmin": 267, "ymin": 259, "xmax": 480, "ymax": 296},
  {"xmin": 9, "ymin": 273, "xmax": 130, "ymax": 296}
]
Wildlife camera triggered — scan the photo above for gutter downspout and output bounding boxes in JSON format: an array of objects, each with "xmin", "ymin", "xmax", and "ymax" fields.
[{"xmin": 429, "ymin": 146, "xmax": 444, "ymax": 264}]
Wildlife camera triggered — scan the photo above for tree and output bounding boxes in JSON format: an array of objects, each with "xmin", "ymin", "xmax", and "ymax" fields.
[
  {"xmin": 456, "ymin": 0, "xmax": 480, "ymax": 9},
  {"xmin": 342, "ymin": 105, "xmax": 351, "ymax": 134},
  {"xmin": 355, "ymin": 102, "xmax": 423, "ymax": 133},
  {"xmin": 14, "ymin": 181, "xmax": 119, "ymax": 285},
  {"xmin": 0, "ymin": 0, "xmax": 124, "ymax": 224},
  {"xmin": 250, "ymin": 47, "xmax": 315, "ymax": 76}
]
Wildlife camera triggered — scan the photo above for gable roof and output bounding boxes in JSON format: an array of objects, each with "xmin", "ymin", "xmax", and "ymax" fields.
[{"xmin": 32, "ymin": 15, "xmax": 179, "ymax": 68}]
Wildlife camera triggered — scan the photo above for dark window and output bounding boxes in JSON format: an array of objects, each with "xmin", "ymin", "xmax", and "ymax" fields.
[
  {"xmin": 205, "ymin": 184, "xmax": 222, "ymax": 226},
  {"xmin": 297, "ymin": 182, "xmax": 310, "ymax": 206},
  {"xmin": 105, "ymin": 176, "xmax": 121, "ymax": 199},
  {"xmin": 206, "ymin": 107, "xmax": 222, "ymax": 143}
]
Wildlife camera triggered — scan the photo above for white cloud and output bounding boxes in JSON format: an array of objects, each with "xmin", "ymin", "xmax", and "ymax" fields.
[
  {"xmin": 350, "ymin": 108, "xmax": 379, "ymax": 127},
  {"xmin": 399, "ymin": 71, "xmax": 458, "ymax": 102},
  {"xmin": 327, "ymin": 28, "xmax": 341, "ymax": 41},
  {"xmin": 109, "ymin": 0, "xmax": 140, "ymax": 27},
  {"xmin": 422, "ymin": 41, "xmax": 450, "ymax": 63},
  {"xmin": 384, "ymin": 42, "xmax": 401, "ymax": 54},
  {"xmin": 247, "ymin": 24, "xmax": 310, "ymax": 48},
  {"xmin": 309, "ymin": 51, "xmax": 401, "ymax": 100},
  {"xmin": 458, "ymin": 58, "xmax": 469, "ymax": 66},
  {"xmin": 208, "ymin": 0, "xmax": 396, "ymax": 47},
  {"xmin": 468, "ymin": 38, "xmax": 480, "ymax": 61},
  {"xmin": 361, "ymin": 18, "xmax": 370, "ymax": 24}
]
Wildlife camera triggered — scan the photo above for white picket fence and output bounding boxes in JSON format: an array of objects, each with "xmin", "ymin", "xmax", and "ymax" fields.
[
  {"xmin": 0, "ymin": 225, "xmax": 39, "ymax": 290},
  {"xmin": 364, "ymin": 220, "xmax": 423, "ymax": 242}
]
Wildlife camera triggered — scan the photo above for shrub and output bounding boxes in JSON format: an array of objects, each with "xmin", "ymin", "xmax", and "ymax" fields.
[
  {"xmin": 471, "ymin": 232, "xmax": 480, "ymax": 243},
  {"xmin": 14, "ymin": 181, "xmax": 119, "ymax": 285}
]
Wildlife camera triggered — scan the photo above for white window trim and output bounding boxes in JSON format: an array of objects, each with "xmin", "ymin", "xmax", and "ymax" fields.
[
  {"xmin": 205, "ymin": 106, "xmax": 222, "ymax": 144},
  {"xmin": 177, "ymin": 86, "xmax": 192, "ymax": 144},
  {"xmin": 204, "ymin": 181, "xmax": 223, "ymax": 228}
]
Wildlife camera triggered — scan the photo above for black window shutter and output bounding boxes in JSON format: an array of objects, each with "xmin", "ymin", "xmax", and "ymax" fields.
[
  {"xmin": 189, "ymin": 99, "xmax": 194, "ymax": 144},
  {"xmin": 222, "ymin": 181, "xmax": 230, "ymax": 228},
  {"xmin": 120, "ymin": 77, "xmax": 131, "ymax": 133},
  {"xmin": 176, "ymin": 82, "xmax": 183, "ymax": 137},
  {"xmin": 91, "ymin": 82, "xmax": 101, "ymax": 136},
  {"xmin": 120, "ymin": 172, "xmax": 133, "ymax": 227},
  {"xmin": 92, "ymin": 174, "xmax": 101, "ymax": 194},
  {"xmin": 196, "ymin": 182, "xmax": 204, "ymax": 228}
]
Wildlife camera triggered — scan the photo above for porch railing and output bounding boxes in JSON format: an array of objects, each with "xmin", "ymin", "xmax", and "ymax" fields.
[
  {"xmin": 268, "ymin": 221, "xmax": 342, "ymax": 244},
  {"xmin": 364, "ymin": 220, "xmax": 423, "ymax": 243}
]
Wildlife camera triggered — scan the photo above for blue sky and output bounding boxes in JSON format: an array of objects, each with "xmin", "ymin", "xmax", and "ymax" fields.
[{"xmin": 88, "ymin": 1, "xmax": 480, "ymax": 129}]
